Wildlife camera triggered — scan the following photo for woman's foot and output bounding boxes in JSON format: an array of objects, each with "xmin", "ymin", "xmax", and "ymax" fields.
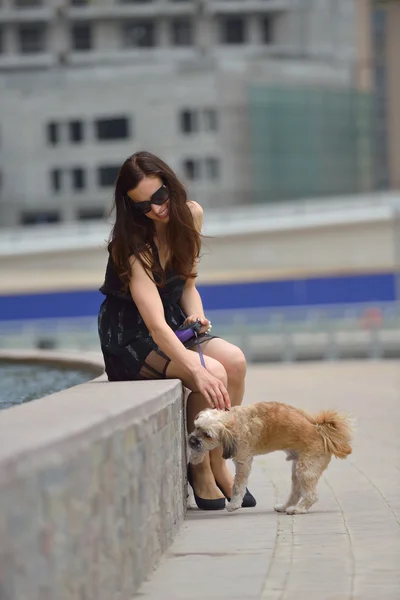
[
  {"xmin": 187, "ymin": 464, "xmax": 225, "ymax": 511},
  {"xmin": 189, "ymin": 463, "xmax": 225, "ymax": 500},
  {"xmin": 222, "ymin": 486, "xmax": 257, "ymax": 508},
  {"xmin": 210, "ymin": 455, "xmax": 257, "ymax": 508}
]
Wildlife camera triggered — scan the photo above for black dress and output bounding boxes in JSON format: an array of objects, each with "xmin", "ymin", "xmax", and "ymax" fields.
[{"xmin": 98, "ymin": 245, "xmax": 215, "ymax": 381}]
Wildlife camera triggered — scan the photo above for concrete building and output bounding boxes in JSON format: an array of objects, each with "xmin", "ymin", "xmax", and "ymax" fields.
[
  {"xmin": 380, "ymin": 1, "xmax": 400, "ymax": 190},
  {"xmin": 0, "ymin": 0, "xmax": 377, "ymax": 227}
]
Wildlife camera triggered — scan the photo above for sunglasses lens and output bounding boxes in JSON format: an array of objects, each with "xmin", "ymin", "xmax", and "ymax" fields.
[
  {"xmin": 130, "ymin": 202, "xmax": 148, "ymax": 214},
  {"xmin": 129, "ymin": 185, "xmax": 168, "ymax": 215},
  {"xmin": 151, "ymin": 186, "xmax": 169, "ymax": 206},
  {"xmin": 141, "ymin": 203, "xmax": 152, "ymax": 214}
]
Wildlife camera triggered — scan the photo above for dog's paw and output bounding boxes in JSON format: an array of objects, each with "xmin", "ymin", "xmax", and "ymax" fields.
[
  {"xmin": 274, "ymin": 503, "xmax": 288, "ymax": 513},
  {"xmin": 226, "ymin": 499, "xmax": 241, "ymax": 512},
  {"xmin": 286, "ymin": 505, "xmax": 308, "ymax": 515}
]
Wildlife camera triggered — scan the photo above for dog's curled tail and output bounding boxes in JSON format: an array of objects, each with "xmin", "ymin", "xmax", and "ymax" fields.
[{"xmin": 313, "ymin": 410, "xmax": 355, "ymax": 459}]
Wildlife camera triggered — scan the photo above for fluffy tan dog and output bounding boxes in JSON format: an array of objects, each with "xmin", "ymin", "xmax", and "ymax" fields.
[{"xmin": 188, "ymin": 402, "xmax": 354, "ymax": 514}]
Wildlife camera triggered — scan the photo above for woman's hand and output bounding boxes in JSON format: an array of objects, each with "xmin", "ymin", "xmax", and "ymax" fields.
[
  {"xmin": 192, "ymin": 366, "xmax": 231, "ymax": 410},
  {"xmin": 183, "ymin": 315, "xmax": 212, "ymax": 335}
]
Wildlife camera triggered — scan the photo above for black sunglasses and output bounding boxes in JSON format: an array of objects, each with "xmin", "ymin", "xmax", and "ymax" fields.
[{"xmin": 128, "ymin": 185, "xmax": 169, "ymax": 215}]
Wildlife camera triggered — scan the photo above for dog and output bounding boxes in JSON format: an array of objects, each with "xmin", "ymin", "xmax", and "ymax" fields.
[{"xmin": 188, "ymin": 402, "xmax": 354, "ymax": 514}]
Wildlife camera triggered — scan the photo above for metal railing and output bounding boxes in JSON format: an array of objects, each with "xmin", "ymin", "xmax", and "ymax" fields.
[{"xmin": 1, "ymin": 301, "xmax": 399, "ymax": 363}]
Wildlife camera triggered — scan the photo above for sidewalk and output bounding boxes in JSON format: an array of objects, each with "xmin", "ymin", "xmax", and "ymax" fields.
[{"xmin": 136, "ymin": 361, "xmax": 400, "ymax": 600}]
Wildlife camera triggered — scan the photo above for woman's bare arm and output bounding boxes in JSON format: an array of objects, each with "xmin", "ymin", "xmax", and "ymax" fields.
[
  {"xmin": 180, "ymin": 201, "xmax": 210, "ymax": 331},
  {"xmin": 129, "ymin": 256, "xmax": 229, "ymax": 408}
]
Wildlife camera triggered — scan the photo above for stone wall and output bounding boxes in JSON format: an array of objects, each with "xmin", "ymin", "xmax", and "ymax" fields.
[{"xmin": 0, "ymin": 351, "xmax": 186, "ymax": 600}]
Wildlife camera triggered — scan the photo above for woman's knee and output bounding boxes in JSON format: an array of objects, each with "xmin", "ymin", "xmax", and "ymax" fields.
[{"xmin": 224, "ymin": 346, "xmax": 247, "ymax": 383}]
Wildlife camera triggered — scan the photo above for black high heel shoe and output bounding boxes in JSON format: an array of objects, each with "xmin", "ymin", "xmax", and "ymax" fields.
[
  {"xmin": 187, "ymin": 465, "xmax": 226, "ymax": 511},
  {"xmin": 216, "ymin": 482, "xmax": 257, "ymax": 508}
]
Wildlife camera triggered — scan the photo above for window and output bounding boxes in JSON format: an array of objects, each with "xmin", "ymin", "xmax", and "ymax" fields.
[
  {"xmin": 95, "ymin": 117, "xmax": 130, "ymax": 141},
  {"xmin": 72, "ymin": 167, "xmax": 86, "ymax": 190},
  {"xmin": 204, "ymin": 157, "xmax": 220, "ymax": 181},
  {"xmin": 219, "ymin": 16, "xmax": 246, "ymax": 44},
  {"xmin": 98, "ymin": 165, "xmax": 120, "ymax": 187},
  {"xmin": 179, "ymin": 108, "xmax": 218, "ymax": 134},
  {"xmin": 123, "ymin": 21, "xmax": 155, "ymax": 48},
  {"xmin": 183, "ymin": 159, "xmax": 201, "ymax": 181},
  {"xmin": 50, "ymin": 168, "xmax": 62, "ymax": 193},
  {"xmin": 15, "ymin": 0, "xmax": 42, "ymax": 7},
  {"xmin": 70, "ymin": 0, "xmax": 89, "ymax": 5},
  {"xmin": 183, "ymin": 157, "xmax": 220, "ymax": 182},
  {"xmin": 262, "ymin": 17, "xmax": 273, "ymax": 44},
  {"xmin": 203, "ymin": 108, "xmax": 218, "ymax": 132},
  {"xmin": 179, "ymin": 109, "xmax": 198, "ymax": 134},
  {"xmin": 77, "ymin": 207, "xmax": 105, "ymax": 221},
  {"xmin": 69, "ymin": 120, "xmax": 84, "ymax": 143},
  {"xmin": 20, "ymin": 211, "xmax": 60, "ymax": 226},
  {"xmin": 18, "ymin": 24, "xmax": 46, "ymax": 53},
  {"xmin": 71, "ymin": 23, "xmax": 92, "ymax": 51},
  {"xmin": 47, "ymin": 122, "xmax": 59, "ymax": 145},
  {"xmin": 171, "ymin": 18, "xmax": 193, "ymax": 46}
]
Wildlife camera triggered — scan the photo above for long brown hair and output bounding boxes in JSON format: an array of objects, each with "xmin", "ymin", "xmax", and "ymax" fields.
[{"xmin": 108, "ymin": 151, "xmax": 201, "ymax": 289}]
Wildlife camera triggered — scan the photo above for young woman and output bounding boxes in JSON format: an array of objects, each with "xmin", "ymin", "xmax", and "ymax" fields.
[{"xmin": 98, "ymin": 151, "xmax": 255, "ymax": 510}]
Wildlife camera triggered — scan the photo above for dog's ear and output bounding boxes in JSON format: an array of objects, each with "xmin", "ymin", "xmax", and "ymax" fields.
[{"xmin": 220, "ymin": 426, "xmax": 237, "ymax": 460}]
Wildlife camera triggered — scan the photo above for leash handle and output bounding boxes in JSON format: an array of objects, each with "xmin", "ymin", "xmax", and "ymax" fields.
[
  {"xmin": 195, "ymin": 332, "xmax": 230, "ymax": 411},
  {"xmin": 195, "ymin": 331, "xmax": 206, "ymax": 369}
]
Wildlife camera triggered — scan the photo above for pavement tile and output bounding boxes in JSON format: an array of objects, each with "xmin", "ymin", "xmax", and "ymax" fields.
[{"xmin": 135, "ymin": 362, "xmax": 400, "ymax": 600}]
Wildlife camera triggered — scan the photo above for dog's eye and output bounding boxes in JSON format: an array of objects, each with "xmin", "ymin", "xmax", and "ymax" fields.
[{"xmin": 203, "ymin": 432, "xmax": 212, "ymax": 439}]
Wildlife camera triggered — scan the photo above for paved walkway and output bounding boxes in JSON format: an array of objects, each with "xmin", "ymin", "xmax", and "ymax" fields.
[{"xmin": 136, "ymin": 361, "xmax": 400, "ymax": 600}]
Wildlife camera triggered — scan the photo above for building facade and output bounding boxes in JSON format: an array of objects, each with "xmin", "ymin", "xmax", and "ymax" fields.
[
  {"xmin": 0, "ymin": 0, "xmax": 375, "ymax": 227},
  {"xmin": 383, "ymin": 1, "xmax": 400, "ymax": 190}
]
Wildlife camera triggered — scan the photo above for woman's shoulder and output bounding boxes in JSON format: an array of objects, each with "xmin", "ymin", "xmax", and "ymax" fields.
[
  {"xmin": 187, "ymin": 200, "xmax": 203, "ymax": 216},
  {"xmin": 187, "ymin": 200, "xmax": 203, "ymax": 231}
]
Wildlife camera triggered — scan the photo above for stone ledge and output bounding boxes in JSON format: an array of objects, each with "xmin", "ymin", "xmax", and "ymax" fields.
[
  {"xmin": 0, "ymin": 350, "xmax": 187, "ymax": 600},
  {"xmin": 0, "ymin": 348, "xmax": 106, "ymax": 377}
]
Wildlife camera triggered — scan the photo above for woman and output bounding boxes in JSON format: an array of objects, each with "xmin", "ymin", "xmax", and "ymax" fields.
[{"xmin": 98, "ymin": 151, "xmax": 255, "ymax": 510}]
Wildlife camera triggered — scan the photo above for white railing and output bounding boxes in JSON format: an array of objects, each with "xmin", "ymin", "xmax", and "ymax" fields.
[{"xmin": 1, "ymin": 301, "xmax": 399, "ymax": 362}]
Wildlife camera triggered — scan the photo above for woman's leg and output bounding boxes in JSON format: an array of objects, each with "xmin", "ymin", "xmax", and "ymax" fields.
[
  {"xmin": 197, "ymin": 338, "xmax": 247, "ymax": 406},
  {"xmin": 193, "ymin": 339, "xmax": 247, "ymax": 497},
  {"xmin": 166, "ymin": 352, "xmax": 228, "ymax": 500}
]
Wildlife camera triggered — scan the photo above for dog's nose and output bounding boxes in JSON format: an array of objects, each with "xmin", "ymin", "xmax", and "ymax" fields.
[{"xmin": 188, "ymin": 436, "xmax": 200, "ymax": 449}]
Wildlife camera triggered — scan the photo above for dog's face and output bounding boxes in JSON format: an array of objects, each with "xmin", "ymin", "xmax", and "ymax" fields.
[{"xmin": 188, "ymin": 409, "xmax": 237, "ymax": 464}]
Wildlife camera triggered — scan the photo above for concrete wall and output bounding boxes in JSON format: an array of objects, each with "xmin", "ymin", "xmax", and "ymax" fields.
[
  {"xmin": 0, "ymin": 193, "xmax": 399, "ymax": 296},
  {"xmin": 0, "ymin": 351, "xmax": 186, "ymax": 600},
  {"xmin": 201, "ymin": 219, "xmax": 398, "ymax": 279}
]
